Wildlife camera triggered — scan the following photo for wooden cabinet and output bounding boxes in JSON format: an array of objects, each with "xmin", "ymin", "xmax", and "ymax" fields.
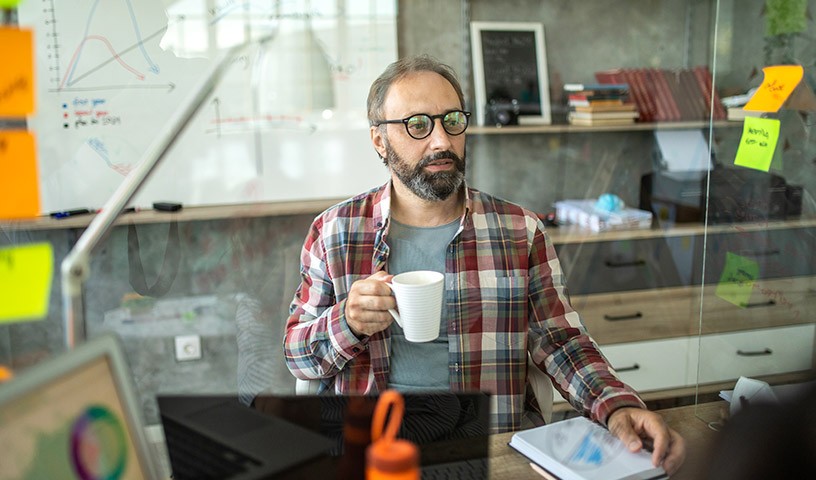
[
  {"xmin": 693, "ymin": 324, "xmax": 816, "ymax": 384},
  {"xmin": 546, "ymin": 220, "xmax": 816, "ymax": 403}
]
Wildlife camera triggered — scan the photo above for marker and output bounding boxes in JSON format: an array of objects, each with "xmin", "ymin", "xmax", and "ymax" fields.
[
  {"xmin": 49, "ymin": 208, "xmax": 92, "ymax": 219},
  {"xmin": 95, "ymin": 207, "xmax": 138, "ymax": 214},
  {"xmin": 153, "ymin": 202, "xmax": 183, "ymax": 212}
]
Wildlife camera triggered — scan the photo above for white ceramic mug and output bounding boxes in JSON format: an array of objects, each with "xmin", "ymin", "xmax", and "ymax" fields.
[{"xmin": 383, "ymin": 270, "xmax": 445, "ymax": 342}]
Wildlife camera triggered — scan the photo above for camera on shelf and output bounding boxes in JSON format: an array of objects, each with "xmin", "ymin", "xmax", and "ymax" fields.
[{"xmin": 484, "ymin": 98, "xmax": 520, "ymax": 126}]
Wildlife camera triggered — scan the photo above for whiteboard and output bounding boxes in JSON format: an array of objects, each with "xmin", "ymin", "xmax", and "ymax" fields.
[{"xmin": 18, "ymin": 0, "xmax": 396, "ymax": 213}]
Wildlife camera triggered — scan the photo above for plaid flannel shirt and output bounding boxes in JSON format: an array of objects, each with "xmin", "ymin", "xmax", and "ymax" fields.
[{"xmin": 284, "ymin": 181, "xmax": 645, "ymax": 433}]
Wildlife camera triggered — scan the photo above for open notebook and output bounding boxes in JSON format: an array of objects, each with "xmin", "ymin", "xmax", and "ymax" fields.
[{"xmin": 0, "ymin": 333, "xmax": 161, "ymax": 479}]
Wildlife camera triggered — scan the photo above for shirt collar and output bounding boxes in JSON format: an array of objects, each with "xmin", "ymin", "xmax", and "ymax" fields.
[{"xmin": 375, "ymin": 179, "xmax": 472, "ymax": 231}]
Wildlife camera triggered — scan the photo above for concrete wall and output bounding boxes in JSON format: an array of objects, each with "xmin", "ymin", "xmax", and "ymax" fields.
[{"xmin": 2, "ymin": 0, "xmax": 815, "ymax": 424}]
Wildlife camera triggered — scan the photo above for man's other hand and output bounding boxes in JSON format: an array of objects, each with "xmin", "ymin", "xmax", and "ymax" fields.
[
  {"xmin": 607, "ymin": 407, "xmax": 686, "ymax": 476},
  {"xmin": 345, "ymin": 271, "xmax": 397, "ymax": 337}
]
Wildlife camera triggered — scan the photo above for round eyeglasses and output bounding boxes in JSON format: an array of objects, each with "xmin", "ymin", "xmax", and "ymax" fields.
[{"xmin": 372, "ymin": 110, "xmax": 471, "ymax": 139}]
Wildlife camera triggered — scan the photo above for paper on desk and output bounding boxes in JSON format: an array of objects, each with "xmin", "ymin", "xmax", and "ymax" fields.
[
  {"xmin": 722, "ymin": 378, "xmax": 816, "ymax": 415},
  {"xmin": 654, "ymin": 130, "xmax": 712, "ymax": 172},
  {"xmin": 728, "ymin": 376, "xmax": 777, "ymax": 416}
]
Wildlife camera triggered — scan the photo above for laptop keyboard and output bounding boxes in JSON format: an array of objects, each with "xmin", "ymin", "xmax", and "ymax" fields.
[
  {"xmin": 421, "ymin": 458, "xmax": 489, "ymax": 480},
  {"xmin": 162, "ymin": 417, "xmax": 262, "ymax": 479}
]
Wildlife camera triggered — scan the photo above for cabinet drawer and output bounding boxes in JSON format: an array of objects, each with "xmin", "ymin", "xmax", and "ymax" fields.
[
  {"xmin": 551, "ymin": 337, "xmax": 693, "ymax": 404},
  {"xmin": 694, "ymin": 324, "xmax": 816, "ymax": 384},
  {"xmin": 699, "ymin": 276, "xmax": 816, "ymax": 334},
  {"xmin": 601, "ymin": 338, "xmax": 692, "ymax": 392},
  {"xmin": 555, "ymin": 237, "xmax": 685, "ymax": 294},
  {"xmin": 701, "ymin": 227, "xmax": 816, "ymax": 282},
  {"xmin": 571, "ymin": 287, "xmax": 695, "ymax": 344}
]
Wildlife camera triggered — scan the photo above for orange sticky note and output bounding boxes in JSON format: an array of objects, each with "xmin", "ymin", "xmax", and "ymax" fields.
[
  {"xmin": 0, "ymin": 131, "xmax": 40, "ymax": 219},
  {"xmin": 0, "ymin": 27, "xmax": 35, "ymax": 116},
  {"xmin": 734, "ymin": 116, "xmax": 780, "ymax": 172},
  {"xmin": 743, "ymin": 65, "xmax": 803, "ymax": 113}
]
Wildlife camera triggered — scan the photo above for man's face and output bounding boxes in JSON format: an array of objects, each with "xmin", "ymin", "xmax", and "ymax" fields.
[{"xmin": 371, "ymin": 71, "xmax": 467, "ymax": 201}]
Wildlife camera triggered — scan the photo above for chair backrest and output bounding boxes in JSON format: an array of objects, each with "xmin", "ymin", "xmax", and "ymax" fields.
[
  {"xmin": 526, "ymin": 353, "xmax": 554, "ymax": 424},
  {"xmin": 295, "ymin": 377, "xmax": 321, "ymax": 394}
]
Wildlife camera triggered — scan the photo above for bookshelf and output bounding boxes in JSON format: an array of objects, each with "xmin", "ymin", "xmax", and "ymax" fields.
[{"xmin": 469, "ymin": 120, "xmax": 737, "ymax": 135}]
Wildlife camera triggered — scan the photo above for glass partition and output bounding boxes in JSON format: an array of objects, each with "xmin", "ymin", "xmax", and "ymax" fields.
[{"xmin": 1, "ymin": 1, "xmax": 813, "ymax": 438}]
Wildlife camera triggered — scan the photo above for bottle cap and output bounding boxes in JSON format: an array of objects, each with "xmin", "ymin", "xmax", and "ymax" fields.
[{"xmin": 366, "ymin": 438, "xmax": 419, "ymax": 473}]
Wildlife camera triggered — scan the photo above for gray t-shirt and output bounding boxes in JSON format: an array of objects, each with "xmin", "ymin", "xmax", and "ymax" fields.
[{"xmin": 386, "ymin": 217, "xmax": 459, "ymax": 391}]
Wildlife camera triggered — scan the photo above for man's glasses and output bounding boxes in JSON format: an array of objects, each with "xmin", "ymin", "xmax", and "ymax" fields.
[{"xmin": 372, "ymin": 110, "xmax": 471, "ymax": 139}]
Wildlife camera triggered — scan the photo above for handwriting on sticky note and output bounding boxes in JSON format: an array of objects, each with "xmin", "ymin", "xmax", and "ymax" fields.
[
  {"xmin": 0, "ymin": 131, "xmax": 40, "ymax": 219},
  {"xmin": 734, "ymin": 117, "xmax": 780, "ymax": 172},
  {"xmin": 743, "ymin": 65, "xmax": 803, "ymax": 113},
  {"xmin": 0, "ymin": 27, "xmax": 35, "ymax": 116},
  {"xmin": 0, "ymin": 243, "xmax": 54, "ymax": 323},
  {"xmin": 716, "ymin": 252, "xmax": 759, "ymax": 308}
]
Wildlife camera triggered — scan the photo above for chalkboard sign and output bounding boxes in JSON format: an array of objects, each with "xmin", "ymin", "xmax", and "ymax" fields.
[{"xmin": 470, "ymin": 22, "xmax": 551, "ymax": 126}]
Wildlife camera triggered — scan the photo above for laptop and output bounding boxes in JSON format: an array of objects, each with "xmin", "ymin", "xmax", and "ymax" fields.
[
  {"xmin": 0, "ymin": 333, "xmax": 162, "ymax": 480},
  {"xmin": 180, "ymin": 391, "xmax": 492, "ymax": 479},
  {"xmin": 157, "ymin": 395, "xmax": 336, "ymax": 479}
]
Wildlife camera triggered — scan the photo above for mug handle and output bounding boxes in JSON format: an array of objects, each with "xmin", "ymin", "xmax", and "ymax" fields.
[{"xmin": 381, "ymin": 282, "xmax": 403, "ymax": 328}]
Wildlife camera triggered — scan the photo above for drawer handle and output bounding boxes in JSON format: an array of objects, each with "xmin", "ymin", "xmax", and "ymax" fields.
[
  {"xmin": 742, "ymin": 249, "xmax": 780, "ymax": 257},
  {"xmin": 614, "ymin": 363, "xmax": 640, "ymax": 373},
  {"xmin": 736, "ymin": 348, "xmax": 773, "ymax": 357},
  {"xmin": 604, "ymin": 259, "xmax": 646, "ymax": 268},
  {"xmin": 603, "ymin": 312, "xmax": 643, "ymax": 321},
  {"xmin": 744, "ymin": 300, "xmax": 776, "ymax": 309}
]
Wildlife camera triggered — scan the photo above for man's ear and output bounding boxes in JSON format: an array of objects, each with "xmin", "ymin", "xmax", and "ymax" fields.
[{"xmin": 370, "ymin": 126, "xmax": 387, "ymax": 159}]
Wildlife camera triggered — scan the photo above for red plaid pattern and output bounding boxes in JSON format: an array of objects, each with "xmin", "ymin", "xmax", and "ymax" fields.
[{"xmin": 284, "ymin": 182, "xmax": 645, "ymax": 433}]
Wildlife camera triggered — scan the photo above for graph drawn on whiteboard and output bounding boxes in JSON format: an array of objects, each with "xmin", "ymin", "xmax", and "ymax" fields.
[{"xmin": 18, "ymin": 0, "xmax": 396, "ymax": 213}]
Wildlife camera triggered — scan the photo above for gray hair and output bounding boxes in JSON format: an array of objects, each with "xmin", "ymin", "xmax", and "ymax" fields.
[{"xmin": 367, "ymin": 55, "xmax": 466, "ymax": 125}]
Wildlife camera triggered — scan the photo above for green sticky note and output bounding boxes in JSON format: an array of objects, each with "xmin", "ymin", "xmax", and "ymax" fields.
[
  {"xmin": 715, "ymin": 252, "xmax": 760, "ymax": 308},
  {"xmin": 0, "ymin": 243, "xmax": 53, "ymax": 322},
  {"xmin": 734, "ymin": 117, "xmax": 781, "ymax": 172},
  {"xmin": 0, "ymin": 0, "xmax": 24, "ymax": 8}
]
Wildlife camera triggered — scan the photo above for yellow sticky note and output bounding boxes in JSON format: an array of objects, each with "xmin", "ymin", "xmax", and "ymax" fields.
[
  {"xmin": 0, "ymin": 1, "xmax": 25, "ymax": 8},
  {"xmin": 744, "ymin": 65, "xmax": 803, "ymax": 113},
  {"xmin": 716, "ymin": 252, "xmax": 759, "ymax": 308},
  {"xmin": 0, "ymin": 131, "xmax": 40, "ymax": 219},
  {"xmin": 734, "ymin": 116, "xmax": 780, "ymax": 172},
  {"xmin": 0, "ymin": 243, "xmax": 53, "ymax": 323},
  {"xmin": 0, "ymin": 27, "xmax": 35, "ymax": 116}
]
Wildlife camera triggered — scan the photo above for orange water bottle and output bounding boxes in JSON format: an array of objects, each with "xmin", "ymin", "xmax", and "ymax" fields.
[{"xmin": 366, "ymin": 390, "xmax": 419, "ymax": 480}]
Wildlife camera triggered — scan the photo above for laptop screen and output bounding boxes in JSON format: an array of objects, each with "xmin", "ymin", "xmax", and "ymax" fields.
[
  {"xmin": 0, "ymin": 338, "xmax": 155, "ymax": 480},
  {"xmin": 251, "ymin": 391, "xmax": 491, "ymax": 474}
]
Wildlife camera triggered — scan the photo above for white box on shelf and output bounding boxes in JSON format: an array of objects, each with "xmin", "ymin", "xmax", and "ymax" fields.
[{"xmin": 554, "ymin": 199, "xmax": 653, "ymax": 232}]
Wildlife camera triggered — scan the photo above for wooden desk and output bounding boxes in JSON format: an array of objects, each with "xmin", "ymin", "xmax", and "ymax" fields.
[
  {"xmin": 148, "ymin": 401, "xmax": 729, "ymax": 479},
  {"xmin": 489, "ymin": 402, "xmax": 728, "ymax": 479}
]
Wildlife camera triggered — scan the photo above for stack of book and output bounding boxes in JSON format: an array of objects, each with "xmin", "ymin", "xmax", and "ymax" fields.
[
  {"xmin": 593, "ymin": 66, "xmax": 727, "ymax": 123},
  {"xmin": 554, "ymin": 199, "xmax": 653, "ymax": 232},
  {"xmin": 564, "ymin": 83, "xmax": 639, "ymax": 126}
]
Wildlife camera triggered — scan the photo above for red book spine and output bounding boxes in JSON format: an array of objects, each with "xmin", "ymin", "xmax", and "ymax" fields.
[
  {"xmin": 654, "ymin": 68, "xmax": 681, "ymax": 121},
  {"xmin": 632, "ymin": 68, "xmax": 660, "ymax": 122},
  {"xmin": 645, "ymin": 68, "xmax": 670, "ymax": 122},
  {"xmin": 683, "ymin": 68, "xmax": 708, "ymax": 120},
  {"xmin": 664, "ymin": 69, "xmax": 693, "ymax": 120},
  {"xmin": 693, "ymin": 65, "xmax": 727, "ymax": 120},
  {"xmin": 625, "ymin": 68, "xmax": 653, "ymax": 122}
]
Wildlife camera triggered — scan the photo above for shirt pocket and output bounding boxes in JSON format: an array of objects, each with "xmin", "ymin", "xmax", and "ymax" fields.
[{"xmin": 466, "ymin": 274, "xmax": 528, "ymax": 348}]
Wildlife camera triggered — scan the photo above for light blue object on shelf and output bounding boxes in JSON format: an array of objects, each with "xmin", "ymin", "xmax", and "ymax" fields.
[{"xmin": 595, "ymin": 193, "xmax": 625, "ymax": 213}]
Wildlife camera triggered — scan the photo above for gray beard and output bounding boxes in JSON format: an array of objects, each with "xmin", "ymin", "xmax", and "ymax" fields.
[{"xmin": 384, "ymin": 142, "xmax": 466, "ymax": 201}]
